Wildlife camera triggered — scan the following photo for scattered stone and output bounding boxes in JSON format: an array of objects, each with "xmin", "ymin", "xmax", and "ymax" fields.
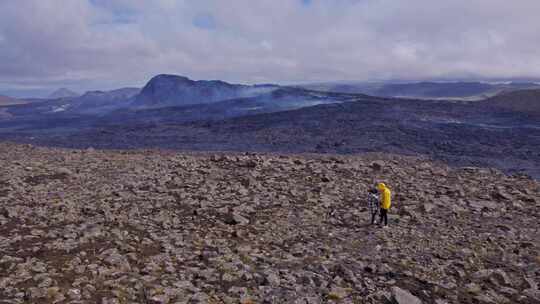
[
  {"xmin": 422, "ymin": 203, "xmax": 436, "ymax": 213},
  {"xmin": 56, "ymin": 167, "xmax": 73, "ymax": 175},
  {"xmin": 232, "ymin": 213, "xmax": 250, "ymax": 225},
  {"xmin": 327, "ymin": 287, "xmax": 350, "ymax": 301},
  {"xmin": 223, "ymin": 212, "xmax": 250, "ymax": 225},
  {"xmin": 371, "ymin": 161, "xmax": 385, "ymax": 171},
  {"xmin": 67, "ymin": 289, "xmax": 81, "ymax": 300},
  {"xmin": 391, "ymin": 287, "xmax": 422, "ymax": 304},
  {"xmin": 473, "ymin": 290, "xmax": 510, "ymax": 304},
  {"xmin": 266, "ymin": 272, "xmax": 281, "ymax": 287},
  {"xmin": 466, "ymin": 283, "xmax": 482, "ymax": 294}
]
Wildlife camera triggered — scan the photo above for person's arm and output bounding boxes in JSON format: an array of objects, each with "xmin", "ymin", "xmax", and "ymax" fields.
[{"xmin": 383, "ymin": 189, "xmax": 391, "ymax": 208}]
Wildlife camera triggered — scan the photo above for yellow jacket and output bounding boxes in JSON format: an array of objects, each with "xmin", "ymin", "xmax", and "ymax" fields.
[{"xmin": 377, "ymin": 183, "xmax": 392, "ymax": 210}]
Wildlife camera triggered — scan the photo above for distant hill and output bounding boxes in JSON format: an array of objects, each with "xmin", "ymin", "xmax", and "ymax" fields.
[
  {"xmin": 483, "ymin": 89, "xmax": 540, "ymax": 117},
  {"xmin": 0, "ymin": 95, "xmax": 27, "ymax": 106},
  {"xmin": 48, "ymin": 88, "xmax": 79, "ymax": 99},
  {"xmin": 301, "ymin": 81, "xmax": 540, "ymax": 100},
  {"xmin": 375, "ymin": 82, "xmax": 494, "ymax": 98},
  {"xmin": 43, "ymin": 87, "xmax": 141, "ymax": 115},
  {"xmin": 132, "ymin": 74, "xmax": 276, "ymax": 108},
  {"xmin": 3, "ymin": 87, "xmax": 141, "ymax": 117},
  {"xmin": 3, "ymin": 73, "xmax": 361, "ymax": 118},
  {"xmin": 97, "ymin": 87, "xmax": 364, "ymax": 125},
  {"xmin": 67, "ymin": 87, "xmax": 140, "ymax": 114}
]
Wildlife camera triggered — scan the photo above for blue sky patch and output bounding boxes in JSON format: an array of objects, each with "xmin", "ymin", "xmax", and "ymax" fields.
[{"xmin": 193, "ymin": 14, "xmax": 217, "ymax": 30}]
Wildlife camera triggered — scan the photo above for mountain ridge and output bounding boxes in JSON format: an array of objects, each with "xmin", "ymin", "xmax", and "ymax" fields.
[{"xmin": 132, "ymin": 74, "xmax": 251, "ymax": 108}]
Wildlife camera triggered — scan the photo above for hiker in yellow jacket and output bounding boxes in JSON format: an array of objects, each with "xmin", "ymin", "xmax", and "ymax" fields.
[{"xmin": 377, "ymin": 183, "xmax": 391, "ymax": 227}]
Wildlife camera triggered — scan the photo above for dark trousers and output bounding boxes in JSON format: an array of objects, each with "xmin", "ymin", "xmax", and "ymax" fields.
[
  {"xmin": 371, "ymin": 212, "xmax": 378, "ymax": 224},
  {"xmin": 379, "ymin": 208, "xmax": 388, "ymax": 226}
]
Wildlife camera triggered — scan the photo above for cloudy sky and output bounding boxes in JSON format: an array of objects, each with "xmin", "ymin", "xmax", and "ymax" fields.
[{"xmin": 1, "ymin": 0, "xmax": 540, "ymax": 96}]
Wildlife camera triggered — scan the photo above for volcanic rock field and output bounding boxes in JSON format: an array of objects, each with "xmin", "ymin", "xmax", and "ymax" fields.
[{"xmin": 0, "ymin": 143, "xmax": 539, "ymax": 303}]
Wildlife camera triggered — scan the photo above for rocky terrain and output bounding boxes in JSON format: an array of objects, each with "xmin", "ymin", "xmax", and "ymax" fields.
[{"xmin": 0, "ymin": 143, "xmax": 539, "ymax": 303}]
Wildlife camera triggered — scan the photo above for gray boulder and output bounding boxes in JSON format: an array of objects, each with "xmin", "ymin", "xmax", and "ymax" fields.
[{"xmin": 391, "ymin": 287, "xmax": 422, "ymax": 304}]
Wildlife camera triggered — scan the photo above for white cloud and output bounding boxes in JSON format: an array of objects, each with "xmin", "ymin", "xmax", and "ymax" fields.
[{"xmin": 1, "ymin": 0, "xmax": 540, "ymax": 93}]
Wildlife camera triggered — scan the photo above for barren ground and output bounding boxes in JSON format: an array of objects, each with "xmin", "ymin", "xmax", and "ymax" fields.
[{"xmin": 0, "ymin": 143, "xmax": 539, "ymax": 303}]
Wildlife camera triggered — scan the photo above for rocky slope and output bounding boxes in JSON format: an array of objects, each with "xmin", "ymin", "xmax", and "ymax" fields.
[{"xmin": 0, "ymin": 143, "xmax": 539, "ymax": 303}]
